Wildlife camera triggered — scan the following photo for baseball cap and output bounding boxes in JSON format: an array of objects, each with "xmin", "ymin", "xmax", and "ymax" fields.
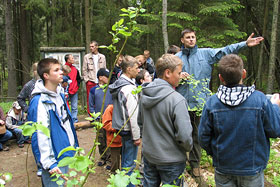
[
  {"xmin": 97, "ymin": 68, "xmax": 110, "ymax": 78},
  {"xmin": 12, "ymin": 101, "xmax": 21, "ymax": 110}
]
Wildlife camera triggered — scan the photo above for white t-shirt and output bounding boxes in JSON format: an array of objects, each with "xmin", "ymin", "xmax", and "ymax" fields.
[{"xmin": 93, "ymin": 54, "xmax": 99, "ymax": 83}]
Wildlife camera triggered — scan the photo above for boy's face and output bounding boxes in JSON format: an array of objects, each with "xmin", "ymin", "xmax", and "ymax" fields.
[
  {"xmin": 143, "ymin": 71, "xmax": 152, "ymax": 83},
  {"xmin": 165, "ymin": 65, "xmax": 182, "ymax": 87},
  {"xmin": 14, "ymin": 108, "xmax": 21, "ymax": 115},
  {"xmin": 99, "ymin": 76, "xmax": 109, "ymax": 85},
  {"xmin": 181, "ymin": 32, "xmax": 196, "ymax": 48},
  {"xmin": 44, "ymin": 63, "xmax": 63, "ymax": 85}
]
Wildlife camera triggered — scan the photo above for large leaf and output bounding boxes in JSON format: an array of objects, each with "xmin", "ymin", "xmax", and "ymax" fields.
[
  {"xmin": 57, "ymin": 146, "xmax": 76, "ymax": 158},
  {"xmin": 36, "ymin": 123, "xmax": 50, "ymax": 138},
  {"xmin": 21, "ymin": 125, "xmax": 36, "ymax": 137},
  {"xmin": 58, "ymin": 157, "xmax": 77, "ymax": 167}
]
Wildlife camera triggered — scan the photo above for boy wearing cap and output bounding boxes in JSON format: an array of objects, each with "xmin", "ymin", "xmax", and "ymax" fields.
[
  {"xmin": 5, "ymin": 101, "xmax": 28, "ymax": 148},
  {"xmin": 89, "ymin": 68, "xmax": 113, "ymax": 166}
]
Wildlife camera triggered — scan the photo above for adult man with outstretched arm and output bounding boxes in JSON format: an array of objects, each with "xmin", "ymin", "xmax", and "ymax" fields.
[{"xmin": 175, "ymin": 28, "xmax": 264, "ymax": 179}]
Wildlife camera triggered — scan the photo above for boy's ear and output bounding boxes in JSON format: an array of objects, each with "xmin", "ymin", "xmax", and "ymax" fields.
[
  {"xmin": 163, "ymin": 69, "xmax": 171, "ymax": 79},
  {"xmin": 43, "ymin": 72, "xmax": 49, "ymax": 80},
  {"xmin": 218, "ymin": 74, "xmax": 225, "ymax": 84},
  {"xmin": 242, "ymin": 69, "xmax": 246, "ymax": 79}
]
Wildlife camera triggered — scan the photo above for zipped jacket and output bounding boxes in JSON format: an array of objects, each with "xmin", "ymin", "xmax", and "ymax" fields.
[{"xmin": 28, "ymin": 80, "xmax": 79, "ymax": 170}]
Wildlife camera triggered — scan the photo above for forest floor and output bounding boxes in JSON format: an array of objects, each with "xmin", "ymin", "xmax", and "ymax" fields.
[{"xmin": 0, "ymin": 115, "xmax": 279, "ymax": 187}]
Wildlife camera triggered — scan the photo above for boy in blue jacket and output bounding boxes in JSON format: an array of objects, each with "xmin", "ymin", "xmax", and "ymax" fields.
[
  {"xmin": 28, "ymin": 58, "xmax": 79, "ymax": 186},
  {"xmin": 198, "ymin": 54, "xmax": 280, "ymax": 187}
]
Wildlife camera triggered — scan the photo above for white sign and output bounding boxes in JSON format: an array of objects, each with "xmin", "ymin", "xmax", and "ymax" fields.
[{"xmin": 45, "ymin": 52, "xmax": 81, "ymax": 72}]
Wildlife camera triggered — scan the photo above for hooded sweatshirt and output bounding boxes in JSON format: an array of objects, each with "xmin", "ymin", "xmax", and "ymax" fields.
[
  {"xmin": 138, "ymin": 79, "xmax": 193, "ymax": 165},
  {"xmin": 28, "ymin": 79, "xmax": 78, "ymax": 170},
  {"xmin": 109, "ymin": 74, "xmax": 140, "ymax": 140}
]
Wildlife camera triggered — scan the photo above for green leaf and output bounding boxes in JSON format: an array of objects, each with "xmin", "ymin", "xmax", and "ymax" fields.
[
  {"xmin": 69, "ymin": 171, "xmax": 77, "ymax": 177},
  {"xmin": 99, "ymin": 45, "xmax": 108, "ymax": 48},
  {"xmin": 58, "ymin": 157, "xmax": 77, "ymax": 167},
  {"xmin": 130, "ymin": 172, "xmax": 141, "ymax": 185},
  {"xmin": 85, "ymin": 117, "xmax": 94, "ymax": 121},
  {"xmin": 21, "ymin": 125, "xmax": 36, "ymax": 137},
  {"xmin": 79, "ymin": 176, "xmax": 86, "ymax": 182},
  {"xmin": 56, "ymin": 180, "xmax": 64, "ymax": 186},
  {"xmin": 57, "ymin": 146, "xmax": 76, "ymax": 158},
  {"xmin": 36, "ymin": 123, "xmax": 50, "ymax": 138},
  {"xmin": 3, "ymin": 173, "xmax": 12, "ymax": 182},
  {"xmin": 118, "ymin": 18, "xmax": 124, "ymax": 26},
  {"xmin": 121, "ymin": 8, "xmax": 128, "ymax": 12},
  {"xmin": 119, "ymin": 30, "xmax": 132, "ymax": 36},
  {"xmin": 73, "ymin": 156, "xmax": 93, "ymax": 171},
  {"xmin": 140, "ymin": 8, "xmax": 146, "ymax": 13},
  {"xmin": 107, "ymin": 172, "xmax": 130, "ymax": 186}
]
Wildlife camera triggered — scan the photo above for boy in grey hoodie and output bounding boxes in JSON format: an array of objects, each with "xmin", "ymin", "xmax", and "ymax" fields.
[{"xmin": 138, "ymin": 54, "xmax": 193, "ymax": 186}]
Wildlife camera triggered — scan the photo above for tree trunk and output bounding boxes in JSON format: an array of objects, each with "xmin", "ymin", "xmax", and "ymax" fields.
[
  {"xmin": 4, "ymin": 0, "xmax": 17, "ymax": 98},
  {"xmin": 19, "ymin": 2, "xmax": 31, "ymax": 84},
  {"xmin": 266, "ymin": 0, "xmax": 279, "ymax": 93},
  {"xmin": 85, "ymin": 0, "xmax": 90, "ymax": 53},
  {"xmin": 256, "ymin": 0, "xmax": 269, "ymax": 89},
  {"xmin": 162, "ymin": 0, "xmax": 169, "ymax": 53}
]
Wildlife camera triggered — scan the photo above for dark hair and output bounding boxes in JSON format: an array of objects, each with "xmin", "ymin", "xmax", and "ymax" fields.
[
  {"xmin": 136, "ymin": 69, "xmax": 148, "ymax": 85},
  {"xmin": 181, "ymin": 28, "xmax": 195, "ymax": 38},
  {"xmin": 218, "ymin": 54, "xmax": 243, "ymax": 86},
  {"xmin": 37, "ymin": 58, "xmax": 60, "ymax": 81},
  {"xmin": 120, "ymin": 55, "xmax": 138, "ymax": 73},
  {"xmin": 167, "ymin": 45, "xmax": 181, "ymax": 55},
  {"xmin": 156, "ymin": 54, "xmax": 182, "ymax": 78},
  {"xmin": 64, "ymin": 54, "xmax": 71, "ymax": 62}
]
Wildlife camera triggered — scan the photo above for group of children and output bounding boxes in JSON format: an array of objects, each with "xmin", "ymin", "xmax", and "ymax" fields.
[{"xmin": 1, "ymin": 42, "xmax": 280, "ymax": 187}]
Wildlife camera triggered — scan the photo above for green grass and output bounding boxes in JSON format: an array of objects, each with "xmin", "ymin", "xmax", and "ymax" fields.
[{"xmin": 0, "ymin": 101, "xmax": 14, "ymax": 113}]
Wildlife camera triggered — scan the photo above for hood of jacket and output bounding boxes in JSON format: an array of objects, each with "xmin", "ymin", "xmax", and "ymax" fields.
[
  {"xmin": 141, "ymin": 79, "xmax": 175, "ymax": 109},
  {"xmin": 216, "ymin": 84, "xmax": 255, "ymax": 106},
  {"xmin": 109, "ymin": 75, "xmax": 135, "ymax": 98},
  {"xmin": 32, "ymin": 79, "xmax": 64, "ymax": 98}
]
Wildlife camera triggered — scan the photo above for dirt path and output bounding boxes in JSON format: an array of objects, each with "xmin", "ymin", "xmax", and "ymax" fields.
[{"xmin": 1, "ymin": 127, "xmax": 109, "ymax": 187}]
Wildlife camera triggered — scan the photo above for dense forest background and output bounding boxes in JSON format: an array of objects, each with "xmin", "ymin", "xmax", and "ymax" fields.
[{"xmin": 0, "ymin": 0, "xmax": 279, "ymax": 99}]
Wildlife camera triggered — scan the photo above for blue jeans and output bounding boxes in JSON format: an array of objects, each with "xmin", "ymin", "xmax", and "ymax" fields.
[
  {"xmin": 121, "ymin": 135, "xmax": 138, "ymax": 187},
  {"xmin": 69, "ymin": 92, "xmax": 78, "ymax": 123},
  {"xmin": 143, "ymin": 157, "xmax": 186, "ymax": 187},
  {"xmin": 0, "ymin": 130, "xmax": 13, "ymax": 150},
  {"xmin": 10, "ymin": 128, "xmax": 28, "ymax": 144},
  {"xmin": 215, "ymin": 170, "xmax": 264, "ymax": 187},
  {"xmin": 41, "ymin": 166, "xmax": 68, "ymax": 187}
]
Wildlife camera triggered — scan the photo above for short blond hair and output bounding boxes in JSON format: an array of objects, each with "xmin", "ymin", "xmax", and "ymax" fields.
[
  {"xmin": 62, "ymin": 65, "xmax": 71, "ymax": 74},
  {"xmin": 156, "ymin": 54, "xmax": 182, "ymax": 78},
  {"xmin": 120, "ymin": 55, "xmax": 138, "ymax": 73}
]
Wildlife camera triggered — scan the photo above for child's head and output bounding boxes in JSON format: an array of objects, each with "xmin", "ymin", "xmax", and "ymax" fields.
[
  {"xmin": 62, "ymin": 65, "xmax": 71, "ymax": 76},
  {"xmin": 143, "ymin": 50, "xmax": 150, "ymax": 59},
  {"xmin": 156, "ymin": 54, "xmax": 183, "ymax": 87},
  {"xmin": 218, "ymin": 54, "xmax": 245, "ymax": 86},
  {"xmin": 120, "ymin": 55, "xmax": 140, "ymax": 79},
  {"xmin": 167, "ymin": 45, "xmax": 180, "ymax": 55},
  {"xmin": 136, "ymin": 69, "xmax": 152, "ymax": 85},
  {"xmin": 135, "ymin": 55, "xmax": 146, "ymax": 67},
  {"xmin": 12, "ymin": 101, "xmax": 22, "ymax": 115},
  {"xmin": 116, "ymin": 55, "xmax": 123, "ymax": 67},
  {"xmin": 97, "ymin": 68, "xmax": 110, "ymax": 85},
  {"xmin": 31, "ymin": 62, "xmax": 40, "ymax": 80},
  {"xmin": 37, "ymin": 58, "xmax": 62, "ymax": 84}
]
